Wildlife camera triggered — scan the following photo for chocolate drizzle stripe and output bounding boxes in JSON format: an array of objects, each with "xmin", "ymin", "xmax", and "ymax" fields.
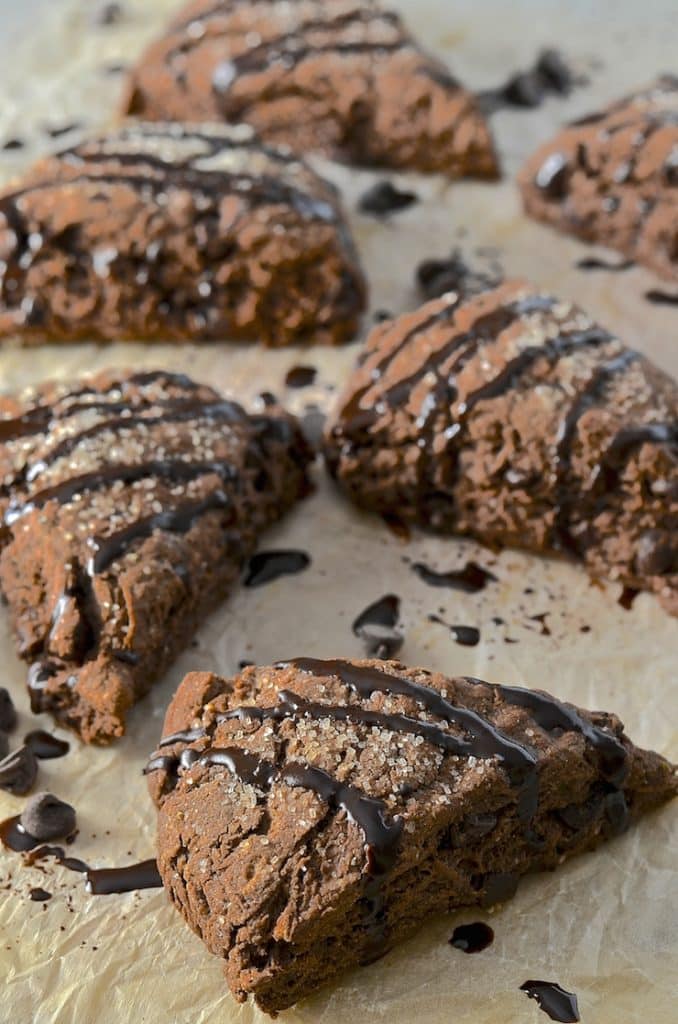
[
  {"xmin": 24, "ymin": 400, "xmax": 244, "ymax": 483},
  {"xmin": 591, "ymin": 421, "xmax": 678, "ymax": 492},
  {"xmin": 220, "ymin": 689, "xmax": 480, "ymax": 757},
  {"xmin": 0, "ymin": 371, "xmax": 202, "ymax": 444},
  {"xmin": 192, "ymin": 746, "xmax": 403, "ymax": 873},
  {"xmin": 551, "ymin": 349, "xmax": 641, "ymax": 549},
  {"xmin": 484, "ymin": 680, "xmax": 627, "ymax": 782},
  {"xmin": 5, "ymin": 458, "xmax": 238, "ymax": 524},
  {"xmin": 87, "ymin": 490, "xmax": 231, "ymax": 575},
  {"xmin": 286, "ymin": 659, "xmax": 537, "ymax": 782}
]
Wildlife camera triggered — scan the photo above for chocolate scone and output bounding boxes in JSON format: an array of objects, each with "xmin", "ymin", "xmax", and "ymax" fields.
[
  {"xmin": 147, "ymin": 657, "xmax": 676, "ymax": 1014},
  {"xmin": 0, "ymin": 121, "xmax": 366, "ymax": 346},
  {"xmin": 0, "ymin": 370, "xmax": 312, "ymax": 743},
  {"xmin": 122, "ymin": 0, "xmax": 498, "ymax": 179},
  {"xmin": 324, "ymin": 281, "xmax": 678, "ymax": 614},
  {"xmin": 518, "ymin": 76, "xmax": 678, "ymax": 281}
]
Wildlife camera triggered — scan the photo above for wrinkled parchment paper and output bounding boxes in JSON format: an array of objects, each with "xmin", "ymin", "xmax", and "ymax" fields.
[{"xmin": 0, "ymin": 2, "xmax": 676, "ymax": 1021}]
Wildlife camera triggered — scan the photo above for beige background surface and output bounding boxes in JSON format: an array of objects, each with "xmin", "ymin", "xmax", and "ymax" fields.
[{"xmin": 0, "ymin": 2, "xmax": 676, "ymax": 1022}]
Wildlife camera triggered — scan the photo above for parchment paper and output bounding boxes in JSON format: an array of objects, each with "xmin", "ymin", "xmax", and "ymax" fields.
[{"xmin": 0, "ymin": 2, "xmax": 676, "ymax": 1022}]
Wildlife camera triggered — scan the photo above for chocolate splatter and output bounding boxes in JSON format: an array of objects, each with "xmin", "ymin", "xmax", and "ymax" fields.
[
  {"xmin": 244, "ymin": 550, "xmax": 311, "ymax": 587},
  {"xmin": 575, "ymin": 256, "xmax": 634, "ymax": 272},
  {"xmin": 359, "ymin": 180, "xmax": 418, "ymax": 216},
  {"xmin": 29, "ymin": 887, "xmax": 52, "ymax": 902},
  {"xmin": 449, "ymin": 921, "xmax": 494, "ymax": 953},
  {"xmin": 85, "ymin": 859, "xmax": 162, "ymax": 895},
  {"xmin": 429, "ymin": 616, "xmax": 480, "ymax": 647},
  {"xmin": 2, "ymin": 137, "xmax": 24, "ymax": 151},
  {"xmin": 416, "ymin": 249, "xmax": 502, "ymax": 301},
  {"xmin": 285, "ymin": 365, "xmax": 317, "ymax": 388},
  {"xmin": 412, "ymin": 560, "xmax": 497, "ymax": 593},
  {"xmin": 352, "ymin": 594, "xmax": 403, "ymax": 658},
  {"xmin": 520, "ymin": 980, "xmax": 580, "ymax": 1022},
  {"xmin": 479, "ymin": 49, "xmax": 582, "ymax": 112},
  {"xmin": 645, "ymin": 289, "xmax": 678, "ymax": 306}
]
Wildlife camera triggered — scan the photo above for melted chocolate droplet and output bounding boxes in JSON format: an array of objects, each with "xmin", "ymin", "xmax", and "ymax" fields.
[
  {"xmin": 358, "ymin": 180, "xmax": 418, "ymax": 216},
  {"xmin": 449, "ymin": 921, "xmax": 494, "ymax": 953},
  {"xmin": 2, "ymin": 137, "xmax": 24, "ymax": 151},
  {"xmin": 520, "ymin": 981, "xmax": 580, "ymax": 1022},
  {"xmin": 373, "ymin": 309, "xmax": 393, "ymax": 323},
  {"xmin": 0, "ymin": 814, "xmax": 40, "ymax": 851},
  {"xmin": 575, "ymin": 256, "xmax": 634, "ymax": 272},
  {"xmin": 416, "ymin": 250, "xmax": 502, "ymax": 302},
  {"xmin": 85, "ymin": 859, "xmax": 162, "ymax": 895},
  {"xmin": 244, "ymin": 550, "xmax": 311, "ymax": 587},
  {"xmin": 29, "ymin": 887, "xmax": 52, "ymax": 902},
  {"xmin": 479, "ymin": 49, "xmax": 579, "ymax": 113},
  {"xmin": 618, "ymin": 586, "xmax": 639, "ymax": 611},
  {"xmin": 412, "ymin": 560, "xmax": 497, "ymax": 593},
  {"xmin": 285, "ymin": 365, "xmax": 317, "ymax": 388},
  {"xmin": 24, "ymin": 730, "xmax": 70, "ymax": 760},
  {"xmin": 428, "ymin": 615, "xmax": 480, "ymax": 646},
  {"xmin": 352, "ymin": 594, "xmax": 403, "ymax": 658},
  {"xmin": 644, "ymin": 288, "xmax": 678, "ymax": 306}
]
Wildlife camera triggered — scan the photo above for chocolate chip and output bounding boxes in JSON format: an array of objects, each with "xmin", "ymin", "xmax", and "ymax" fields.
[
  {"xmin": 536, "ymin": 49, "xmax": 573, "ymax": 94},
  {"xmin": 20, "ymin": 792, "xmax": 77, "ymax": 841},
  {"xmin": 0, "ymin": 688, "xmax": 17, "ymax": 732},
  {"xmin": 0, "ymin": 745, "xmax": 38, "ymax": 795},
  {"xmin": 535, "ymin": 152, "xmax": 570, "ymax": 199},
  {"xmin": 358, "ymin": 181, "xmax": 419, "ymax": 216}
]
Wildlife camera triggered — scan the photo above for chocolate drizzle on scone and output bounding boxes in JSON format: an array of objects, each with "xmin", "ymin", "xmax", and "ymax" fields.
[
  {"xmin": 122, "ymin": 0, "xmax": 498, "ymax": 179},
  {"xmin": 325, "ymin": 281, "xmax": 678, "ymax": 614},
  {"xmin": 0, "ymin": 122, "xmax": 366, "ymax": 345},
  {"xmin": 519, "ymin": 76, "xmax": 678, "ymax": 282},
  {"xmin": 148, "ymin": 658, "xmax": 676, "ymax": 1014},
  {"xmin": 0, "ymin": 370, "xmax": 312, "ymax": 742}
]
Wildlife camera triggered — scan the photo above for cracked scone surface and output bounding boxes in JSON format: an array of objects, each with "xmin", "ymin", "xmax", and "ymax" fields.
[
  {"xmin": 148, "ymin": 657, "xmax": 676, "ymax": 1014},
  {"xmin": 0, "ymin": 121, "xmax": 366, "ymax": 346},
  {"xmin": 518, "ymin": 75, "xmax": 678, "ymax": 282},
  {"xmin": 0, "ymin": 369, "xmax": 312, "ymax": 743},
  {"xmin": 324, "ymin": 280, "xmax": 678, "ymax": 614},
  {"xmin": 122, "ymin": 0, "xmax": 498, "ymax": 179}
]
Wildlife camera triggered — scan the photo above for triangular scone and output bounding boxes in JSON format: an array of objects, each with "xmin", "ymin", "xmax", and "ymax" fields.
[
  {"xmin": 122, "ymin": 0, "xmax": 498, "ymax": 180},
  {"xmin": 324, "ymin": 281, "xmax": 678, "ymax": 614},
  {"xmin": 518, "ymin": 76, "xmax": 678, "ymax": 282},
  {"xmin": 0, "ymin": 370, "xmax": 312, "ymax": 742},
  {"xmin": 0, "ymin": 122, "xmax": 366, "ymax": 346},
  {"xmin": 147, "ymin": 658, "xmax": 676, "ymax": 1014}
]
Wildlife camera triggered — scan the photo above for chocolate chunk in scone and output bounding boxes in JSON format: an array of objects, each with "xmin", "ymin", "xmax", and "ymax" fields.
[
  {"xmin": 518, "ymin": 76, "xmax": 678, "ymax": 282},
  {"xmin": 0, "ymin": 121, "xmax": 366, "ymax": 346},
  {"xmin": 121, "ymin": 0, "xmax": 499, "ymax": 179},
  {"xmin": 147, "ymin": 657, "xmax": 677, "ymax": 1014},
  {"xmin": 0, "ymin": 370, "xmax": 312, "ymax": 743},
  {"xmin": 324, "ymin": 281, "xmax": 678, "ymax": 614}
]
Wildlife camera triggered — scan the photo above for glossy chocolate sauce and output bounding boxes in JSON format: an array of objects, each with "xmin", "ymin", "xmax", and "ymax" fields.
[
  {"xmin": 244, "ymin": 549, "xmax": 311, "ymax": 587},
  {"xmin": 24, "ymin": 730, "xmax": 70, "ymax": 760},
  {"xmin": 352, "ymin": 594, "xmax": 403, "ymax": 658},
  {"xmin": 285, "ymin": 365, "xmax": 317, "ymax": 388},
  {"xmin": 85, "ymin": 859, "xmax": 162, "ymax": 895},
  {"xmin": 412, "ymin": 561, "xmax": 497, "ymax": 593},
  {"xmin": 520, "ymin": 980, "xmax": 580, "ymax": 1022},
  {"xmin": 449, "ymin": 921, "xmax": 494, "ymax": 953},
  {"xmin": 428, "ymin": 616, "xmax": 480, "ymax": 646}
]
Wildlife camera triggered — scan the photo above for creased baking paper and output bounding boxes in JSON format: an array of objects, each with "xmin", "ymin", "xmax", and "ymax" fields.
[{"xmin": 0, "ymin": 2, "xmax": 676, "ymax": 1022}]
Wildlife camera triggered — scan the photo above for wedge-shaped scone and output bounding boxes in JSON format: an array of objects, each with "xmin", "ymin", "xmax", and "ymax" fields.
[
  {"xmin": 518, "ymin": 76, "xmax": 678, "ymax": 282},
  {"xmin": 147, "ymin": 657, "xmax": 676, "ymax": 1014},
  {"xmin": 0, "ymin": 370, "xmax": 311, "ymax": 742},
  {"xmin": 325, "ymin": 281, "xmax": 678, "ymax": 614},
  {"xmin": 0, "ymin": 122, "xmax": 366, "ymax": 346},
  {"xmin": 122, "ymin": 0, "xmax": 498, "ymax": 179}
]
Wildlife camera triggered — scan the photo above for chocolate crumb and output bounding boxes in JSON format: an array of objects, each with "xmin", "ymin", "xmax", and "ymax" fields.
[
  {"xmin": 20, "ymin": 793, "xmax": 77, "ymax": 841},
  {"xmin": 358, "ymin": 180, "xmax": 418, "ymax": 216},
  {"xmin": 0, "ymin": 745, "xmax": 38, "ymax": 795}
]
